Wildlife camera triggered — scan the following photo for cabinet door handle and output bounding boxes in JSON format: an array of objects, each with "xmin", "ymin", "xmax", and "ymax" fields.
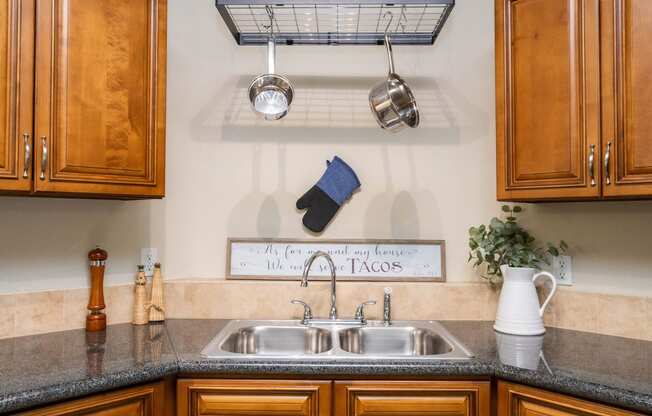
[
  {"xmin": 39, "ymin": 136, "xmax": 47, "ymax": 180},
  {"xmin": 22, "ymin": 133, "xmax": 31, "ymax": 179},
  {"xmin": 588, "ymin": 144, "xmax": 596, "ymax": 186},
  {"xmin": 604, "ymin": 141, "xmax": 612, "ymax": 185}
]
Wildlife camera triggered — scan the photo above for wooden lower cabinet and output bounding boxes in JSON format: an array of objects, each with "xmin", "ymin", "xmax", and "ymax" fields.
[
  {"xmin": 335, "ymin": 380, "xmax": 491, "ymax": 416},
  {"xmin": 18, "ymin": 382, "xmax": 165, "ymax": 416},
  {"xmin": 14, "ymin": 378, "xmax": 646, "ymax": 416},
  {"xmin": 176, "ymin": 379, "xmax": 332, "ymax": 416},
  {"xmin": 497, "ymin": 381, "xmax": 643, "ymax": 416}
]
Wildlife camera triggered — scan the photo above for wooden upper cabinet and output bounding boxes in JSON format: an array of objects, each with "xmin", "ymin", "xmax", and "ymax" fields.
[
  {"xmin": 177, "ymin": 379, "xmax": 332, "ymax": 416},
  {"xmin": 498, "ymin": 381, "xmax": 643, "ymax": 416},
  {"xmin": 18, "ymin": 382, "xmax": 165, "ymax": 416},
  {"xmin": 33, "ymin": 0, "xmax": 166, "ymax": 198},
  {"xmin": 601, "ymin": 0, "xmax": 652, "ymax": 198},
  {"xmin": 335, "ymin": 380, "xmax": 490, "ymax": 416},
  {"xmin": 0, "ymin": 0, "xmax": 34, "ymax": 193},
  {"xmin": 495, "ymin": 0, "xmax": 602, "ymax": 201}
]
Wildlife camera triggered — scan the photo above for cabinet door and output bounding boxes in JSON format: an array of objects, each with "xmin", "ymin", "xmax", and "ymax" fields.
[
  {"xmin": 334, "ymin": 380, "xmax": 490, "ymax": 416},
  {"xmin": 33, "ymin": 0, "xmax": 166, "ymax": 198},
  {"xmin": 495, "ymin": 0, "xmax": 601, "ymax": 201},
  {"xmin": 498, "ymin": 381, "xmax": 643, "ymax": 416},
  {"xmin": 601, "ymin": 0, "xmax": 652, "ymax": 198},
  {"xmin": 177, "ymin": 379, "xmax": 332, "ymax": 416},
  {"xmin": 0, "ymin": 0, "xmax": 34, "ymax": 193},
  {"xmin": 18, "ymin": 382, "xmax": 165, "ymax": 416}
]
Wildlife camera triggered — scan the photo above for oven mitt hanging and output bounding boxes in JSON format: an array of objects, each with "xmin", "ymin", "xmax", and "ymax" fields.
[{"xmin": 297, "ymin": 156, "xmax": 361, "ymax": 233}]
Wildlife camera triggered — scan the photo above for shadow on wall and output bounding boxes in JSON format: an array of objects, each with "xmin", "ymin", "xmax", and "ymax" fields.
[
  {"xmin": 225, "ymin": 141, "xmax": 443, "ymax": 240},
  {"xmin": 0, "ymin": 197, "xmax": 158, "ymax": 292},
  {"xmin": 522, "ymin": 201, "xmax": 652, "ymax": 292},
  {"xmin": 227, "ymin": 145, "xmax": 296, "ymax": 238},
  {"xmin": 190, "ymin": 74, "xmax": 492, "ymax": 144},
  {"xmin": 363, "ymin": 145, "xmax": 441, "ymax": 239}
]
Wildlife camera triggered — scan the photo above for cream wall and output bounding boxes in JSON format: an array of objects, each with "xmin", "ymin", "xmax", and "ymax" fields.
[{"xmin": 0, "ymin": 0, "xmax": 650, "ymax": 296}]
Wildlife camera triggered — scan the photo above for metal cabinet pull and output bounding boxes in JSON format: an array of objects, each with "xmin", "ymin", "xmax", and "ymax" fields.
[
  {"xmin": 39, "ymin": 136, "xmax": 47, "ymax": 180},
  {"xmin": 588, "ymin": 144, "xmax": 596, "ymax": 186},
  {"xmin": 604, "ymin": 141, "xmax": 612, "ymax": 185},
  {"xmin": 22, "ymin": 133, "xmax": 31, "ymax": 179}
]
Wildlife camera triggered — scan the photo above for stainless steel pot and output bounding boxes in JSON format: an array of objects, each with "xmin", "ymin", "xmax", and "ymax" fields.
[
  {"xmin": 248, "ymin": 38, "xmax": 294, "ymax": 121},
  {"xmin": 369, "ymin": 34, "xmax": 419, "ymax": 132}
]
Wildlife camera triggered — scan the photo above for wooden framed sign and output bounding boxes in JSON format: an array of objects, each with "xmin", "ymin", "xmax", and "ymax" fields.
[{"xmin": 226, "ymin": 238, "xmax": 446, "ymax": 282}]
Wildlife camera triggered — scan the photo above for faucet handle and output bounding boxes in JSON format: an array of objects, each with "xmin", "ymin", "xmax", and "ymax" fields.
[
  {"xmin": 354, "ymin": 300, "xmax": 376, "ymax": 325},
  {"xmin": 291, "ymin": 299, "xmax": 313, "ymax": 325}
]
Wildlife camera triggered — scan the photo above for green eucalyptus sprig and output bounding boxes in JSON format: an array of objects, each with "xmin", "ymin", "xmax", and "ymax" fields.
[{"xmin": 468, "ymin": 205, "xmax": 567, "ymax": 285}]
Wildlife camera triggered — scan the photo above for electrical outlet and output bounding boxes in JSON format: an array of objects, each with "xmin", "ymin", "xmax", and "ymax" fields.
[
  {"xmin": 552, "ymin": 255, "xmax": 573, "ymax": 286},
  {"xmin": 141, "ymin": 248, "xmax": 158, "ymax": 277}
]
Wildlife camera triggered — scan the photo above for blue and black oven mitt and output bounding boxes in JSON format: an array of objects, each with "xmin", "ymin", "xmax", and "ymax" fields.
[{"xmin": 297, "ymin": 156, "xmax": 361, "ymax": 233}]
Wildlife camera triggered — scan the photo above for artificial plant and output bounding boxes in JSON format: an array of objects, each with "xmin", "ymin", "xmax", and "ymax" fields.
[{"xmin": 468, "ymin": 205, "xmax": 567, "ymax": 285}]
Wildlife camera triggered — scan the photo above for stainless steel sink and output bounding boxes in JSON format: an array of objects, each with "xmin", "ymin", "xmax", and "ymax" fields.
[
  {"xmin": 201, "ymin": 320, "xmax": 472, "ymax": 360},
  {"xmin": 220, "ymin": 325, "xmax": 332, "ymax": 355},
  {"xmin": 338, "ymin": 326, "xmax": 454, "ymax": 356}
]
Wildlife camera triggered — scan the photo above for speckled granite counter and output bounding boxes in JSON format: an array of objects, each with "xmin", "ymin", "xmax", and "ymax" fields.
[
  {"xmin": 1, "ymin": 319, "xmax": 651, "ymax": 414},
  {"xmin": 0, "ymin": 323, "xmax": 179, "ymax": 414}
]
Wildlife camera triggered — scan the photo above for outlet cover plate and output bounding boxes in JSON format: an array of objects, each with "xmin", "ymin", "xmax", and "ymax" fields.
[
  {"xmin": 141, "ymin": 248, "xmax": 158, "ymax": 277},
  {"xmin": 552, "ymin": 255, "xmax": 573, "ymax": 286}
]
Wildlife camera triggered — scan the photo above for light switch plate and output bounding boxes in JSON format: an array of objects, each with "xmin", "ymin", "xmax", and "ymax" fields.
[
  {"xmin": 552, "ymin": 255, "xmax": 573, "ymax": 286},
  {"xmin": 141, "ymin": 248, "xmax": 158, "ymax": 277}
]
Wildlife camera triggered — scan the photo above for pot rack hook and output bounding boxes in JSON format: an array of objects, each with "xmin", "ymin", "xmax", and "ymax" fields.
[
  {"xmin": 398, "ymin": 6, "xmax": 408, "ymax": 33},
  {"xmin": 382, "ymin": 11, "xmax": 394, "ymax": 36},
  {"xmin": 264, "ymin": 5, "xmax": 276, "ymax": 37}
]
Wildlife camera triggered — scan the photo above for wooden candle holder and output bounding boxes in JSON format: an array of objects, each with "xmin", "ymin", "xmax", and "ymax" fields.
[{"xmin": 87, "ymin": 247, "xmax": 108, "ymax": 332}]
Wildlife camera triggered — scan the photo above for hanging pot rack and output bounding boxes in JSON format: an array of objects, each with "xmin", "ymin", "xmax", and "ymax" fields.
[{"xmin": 214, "ymin": 0, "xmax": 454, "ymax": 46}]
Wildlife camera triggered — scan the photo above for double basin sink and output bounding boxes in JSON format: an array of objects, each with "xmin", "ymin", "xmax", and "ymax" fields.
[{"xmin": 201, "ymin": 320, "xmax": 473, "ymax": 360}]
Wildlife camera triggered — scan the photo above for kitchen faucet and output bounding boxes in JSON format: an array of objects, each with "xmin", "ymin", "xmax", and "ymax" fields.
[{"xmin": 301, "ymin": 251, "xmax": 337, "ymax": 320}]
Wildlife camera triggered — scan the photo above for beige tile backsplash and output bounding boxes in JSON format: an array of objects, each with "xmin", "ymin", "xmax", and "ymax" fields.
[
  {"xmin": 0, "ymin": 295, "xmax": 15, "ymax": 339},
  {"xmin": 13, "ymin": 291, "xmax": 65, "ymax": 337},
  {"xmin": 0, "ymin": 280, "xmax": 650, "ymax": 341}
]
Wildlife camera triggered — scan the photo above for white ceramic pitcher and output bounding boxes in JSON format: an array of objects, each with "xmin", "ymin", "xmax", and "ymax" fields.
[{"xmin": 494, "ymin": 266, "xmax": 557, "ymax": 336}]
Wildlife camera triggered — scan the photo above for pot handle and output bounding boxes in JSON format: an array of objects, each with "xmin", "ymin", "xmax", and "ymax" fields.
[
  {"xmin": 532, "ymin": 271, "xmax": 557, "ymax": 317},
  {"xmin": 384, "ymin": 33, "xmax": 395, "ymax": 75}
]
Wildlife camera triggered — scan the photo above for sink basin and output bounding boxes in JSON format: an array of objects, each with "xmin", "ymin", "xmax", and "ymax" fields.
[
  {"xmin": 339, "ymin": 326, "xmax": 454, "ymax": 356},
  {"xmin": 220, "ymin": 325, "xmax": 332, "ymax": 355},
  {"xmin": 201, "ymin": 320, "xmax": 472, "ymax": 360}
]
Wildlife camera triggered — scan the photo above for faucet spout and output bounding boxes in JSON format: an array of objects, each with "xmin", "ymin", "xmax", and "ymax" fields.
[{"xmin": 301, "ymin": 251, "xmax": 338, "ymax": 320}]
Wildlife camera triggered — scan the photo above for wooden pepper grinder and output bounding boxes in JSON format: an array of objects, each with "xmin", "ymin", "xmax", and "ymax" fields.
[
  {"xmin": 87, "ymin": 246, "xmax": 108, "ymax": 332},
  {"xmin": 148, "ymin": 263, "xmax": 165, "ymax": 322}
]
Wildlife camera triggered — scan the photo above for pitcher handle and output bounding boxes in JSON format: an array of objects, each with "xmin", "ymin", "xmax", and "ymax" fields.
[{"xmin": 532, "ymin": 271, "xmax": 557, "ymax": 317}]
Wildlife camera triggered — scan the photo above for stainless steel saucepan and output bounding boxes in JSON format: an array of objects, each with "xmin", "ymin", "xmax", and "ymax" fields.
[
  {"xmin": 369, "ymin": 33, "xmax": 419, "ymax": 132},
  {"xmin": 248, "ymin": 7, "xmax": 294, "ymax": 121},
  {"xmin": 248, "ymin": 37, "xmax": 294, "ymax": 121}
]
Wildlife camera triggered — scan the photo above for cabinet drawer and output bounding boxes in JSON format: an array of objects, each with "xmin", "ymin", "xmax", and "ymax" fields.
[
  {"xmin": 17, "ymin": 382, "xmax": 164, "ymax": 416},
  {"xmin": 335, "ymin": 380, "xmax": 490, "ymax": 416},
  {"xmin": 177, "ymin": 379, "xmax": 331, "ymax": 416},
  {"xmin": 498, "ymin": 381, "xmax": 643, "ymax": 416}
]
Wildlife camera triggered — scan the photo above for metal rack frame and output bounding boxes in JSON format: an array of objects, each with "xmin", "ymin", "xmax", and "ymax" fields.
[{"xmin": 215, "ymin": 0, "xmax": 454, "ymax": 45}]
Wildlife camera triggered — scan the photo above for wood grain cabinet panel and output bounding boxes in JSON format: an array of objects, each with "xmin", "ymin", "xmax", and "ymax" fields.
[
  {"xmin": 176, "ymin": 379, "xmax": 332, "ymax": 416},
  {"xmin": 498, "ymin": 381, "xmax": 643, "ymax": 416},
  {"xmin": 334, "ymin": 380, "xmax": 490, "ymax": 416},
  {"xmin": 33, "ymin": 0, "xmax": 166, "ymax": 198},
  {"xmin": 601, "ymin": 0, "xmax": 652, "ymax": 197},
  {"xmin": 0, "ymin": 0, "xmax": 34, "ymax": 193},
  {"xmin": 496, "ymin": 0, "xmax": 602, "ymax": 201},
  {"xmin": 17, "ymin": 382, "xmax": 165, "ymax": 416}
]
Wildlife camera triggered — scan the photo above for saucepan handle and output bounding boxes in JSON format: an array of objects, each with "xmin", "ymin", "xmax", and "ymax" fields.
[
  {"xmin": 532, "ymin": 271, "xmax": 557, "ymax": 317},
  {"xmin": 384, "ymin": 33, "xmax": 395, "ymax": 75}
]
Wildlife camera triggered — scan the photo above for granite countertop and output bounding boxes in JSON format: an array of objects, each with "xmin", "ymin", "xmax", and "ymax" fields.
[{"xmin": 1, "ymin": 319, "xmax": 651, "ymax": 414}]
